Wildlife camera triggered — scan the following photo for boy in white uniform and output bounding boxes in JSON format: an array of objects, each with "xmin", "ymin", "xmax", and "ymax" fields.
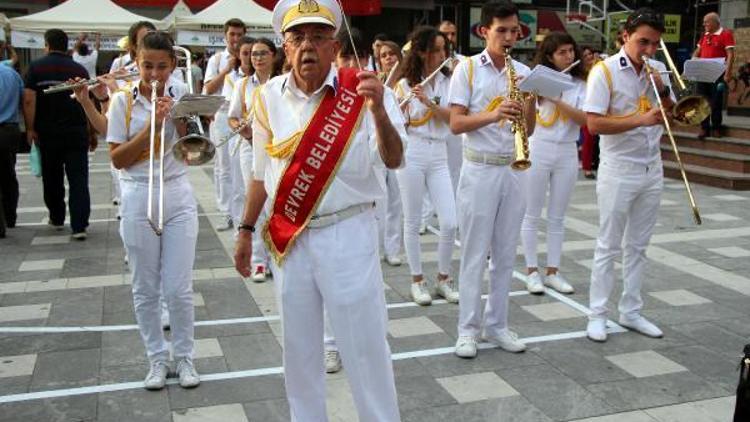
[
  {"xmin": 448, "ymin": 0, "xmax": 536, "ymax": 359},
  {"xmin": 583, "ymin": 8, "xmax": 674, "ymax": 342}
]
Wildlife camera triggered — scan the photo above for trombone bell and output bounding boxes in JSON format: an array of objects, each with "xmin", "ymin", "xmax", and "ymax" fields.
[
  {"xmin": 174, "ymin": 118, "xmax": 216, "ymax": 166},
  {"xmin": 672, "ymin": 95, "xmax": 711, "ymax": 126}
]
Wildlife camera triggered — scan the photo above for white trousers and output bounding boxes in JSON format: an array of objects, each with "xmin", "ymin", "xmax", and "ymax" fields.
[
  {"xmin": 589, "ymin": 159, "xmax": 662, "ymax": 320},
  {"xmin": 396, "ymin": 138, "xmax": 457, "ymax": 276},
  {"xmin": 110, "ymin": 163, "xmax": 121, "ymax": 200},
  {"xmin": 457, "ymin": 162, "xmax": 524, "ymax": 338},
  {"xmin": 375, "ymin": 169, "xmax": 403, "ymax": 258},
  {"xmin": 239, "ymin": 139, "xmax": 270, "ymax": 267},
  {"xmin": 120, "ymin": 176, "xmax": 198, "ymax": 363},
  {"xmin": 227, "ymin": 136, "xmax": 246, "ymax": 228},
  {"xmin": 275, "ymin": 209, "xmax": 400, "ymax": 422},
  {"xmin": 210, "ymin": 113, "xmax": 232, "ymax": 218},
  {"xmin": 446, "ymin": 135, "xmax": 463, "ymax": 196},
  {"xmin": 520, "ymin": 140, "xmax": 578, "ymax": 269}
]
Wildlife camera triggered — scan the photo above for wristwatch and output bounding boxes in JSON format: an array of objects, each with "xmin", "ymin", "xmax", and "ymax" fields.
[{"xmin": 237, "ymin": 223, "xmax": 255, "ymax": 233}]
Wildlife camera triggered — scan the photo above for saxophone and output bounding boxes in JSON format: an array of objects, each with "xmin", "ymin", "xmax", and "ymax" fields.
[{"xmin": 505, "ymin": 47, "xmax": 531, "ymax": 171}]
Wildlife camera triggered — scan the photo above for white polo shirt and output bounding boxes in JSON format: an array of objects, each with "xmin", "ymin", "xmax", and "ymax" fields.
[
  {"xmin": 448, "ymin": 49, "xmax": 531, "ymax": 156},
  {"xmin": 396, "ymin": 72, "xmax": 452, "ymax": 142},
  {"xmin": 106, "ymin": 78, "xmax": 189, "ymax": 181},
  {"xmin": 252, "ymin": 66, "xmax": 407, "ymax": 216},
  {"xmin": 203, "ymin": 49, "xmax": 232, "ymax": 95},
  {"xmin": 584, "ymin": 49, "xmax": 674, "ymax": 166},
  {"xmin": 532, "ymin": 77, "xmax": 586, "ymax": 144}
]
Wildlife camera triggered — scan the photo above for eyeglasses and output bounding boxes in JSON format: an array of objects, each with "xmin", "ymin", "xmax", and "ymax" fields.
[
  {"xmin": 284, "ymin": 33, "xmax": 334, "ymax": 47},
  {"xmin": 251, "ymin": 51, "xmax": 271, "ymax": 58}
]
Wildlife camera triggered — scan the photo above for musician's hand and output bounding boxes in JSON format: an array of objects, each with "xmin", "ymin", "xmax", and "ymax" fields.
[
  {"xmin": 356, "ymin": 71, "xmax": 385, "ymax": 111},
  {"xmin": 223, "ymin": 56, "xmax": 238, "ymax": 74},
  {"xmin": 240, "ymin": 126, "xmax": 253, "ymax": 140},
  {"xmin": 98, "ymin": 74, "xmax": 119, "ymax": 94},
  {"xmin": 412, "ymin": 85, "xmax": 430, "ymax": 106},
  {"xmin": 70, "ymin": 78, "xmax": 90, "ymax": 104},
  {"xmin": 26, "ymin": 129, "xmax": 38, "ymax": 146},
  {"xmin": 234, "ymin": 232, "xmax": 253, "ymax": 278},
  {"xmin": 651, "ymin": 71, "xmax": 667, "ymax": 93},
  {"xmin": 154, "ymin": 97, "xmax": 174, "ymax": 123},
  {"xmin": 640, "ymin": 107, "xmax": 663, "ymax": 126},
  {"xmin": 494, "ymin": 99, "xmax": 523, "ymax": 121}
]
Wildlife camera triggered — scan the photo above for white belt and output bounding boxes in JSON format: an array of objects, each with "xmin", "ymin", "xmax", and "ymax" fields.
[
  {"xmin": 463, "ymin": 147, "xmax": 513, "ymax": 166},
  {"xmin": 307, "ymin": 202, "xmax": 374, "ymax": 229}
]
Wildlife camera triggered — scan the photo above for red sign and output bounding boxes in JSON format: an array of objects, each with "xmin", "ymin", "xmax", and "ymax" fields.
[{"xmin": 113, "ymin": 0, "xmax": 380, "ymax": 15}]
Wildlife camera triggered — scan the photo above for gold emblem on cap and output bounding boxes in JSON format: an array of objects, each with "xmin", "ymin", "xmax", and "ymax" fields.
[{"xmin": 298, "ymin": 0, "xmax": 320, "ymax": 14}]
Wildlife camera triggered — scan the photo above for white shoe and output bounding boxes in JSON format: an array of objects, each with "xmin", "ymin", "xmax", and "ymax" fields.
[
  {"xmin": 112, "ymin": 197, "xmax": 120, "ymax": 205},
  {"xmin": 47, "ymin": 219, "xmax": 64, "ymax": 231},
  {"xmin": 455, "ymin": 336, "xmax": 477, "ymax": 358},
  {"xmin": 419, "ymin": 223, "xmax": 427, "ymax": 235},
  {"xmin": 384, "ymin": 255, "xmax": 402, "ymax": 267},
  {"xmin": 71, "ymin": 231, "xmax": 87, "ymax": 241},
  {"xmin": 216, "ymin": 216, "xmax": 233, "ymax": 232},
  {"xmin": 176, "ymin": 357, "xmax": 200, "ymax": 388},
  {"xmin": 251, "ymin": 265, "xmax": 267, "ymax": 283},
  {"xmin": 325, "ymin": 350, "xmax": 342, "ymax": 373},
  {"xmin": 484, "ymin": 329, "xmax": 526, "ymax": 353},
  {"xmin": 587, "ymin": 318, "xmax": 608, "ymax": 342},
  {"xmin": 619, "ymin": 315, "xmax": 663, "ymax": 338},
  {"xmin": 526, "ymin": 271, "xmax": 545, "ymax": 295},
  {"xmin": 436, "ymin": 278, "xmax": 459, "ymax": 303},
  {"xmin": 410, "ymin": 280, "xmax": 432, "ymax": 306},
  {"xmin": 544, "ymin": 273, "xmax": 574, "ymax": 294},
  {"xmin": 124, "ymin": 253, "xmax": 129, "ymax": 265},
  {"xmin": 144, "ymin": 361, "xmax": 169, "ymax": 390}
]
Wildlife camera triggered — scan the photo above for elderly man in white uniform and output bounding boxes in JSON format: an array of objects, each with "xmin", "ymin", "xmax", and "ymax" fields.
[
  {"xmin": 449, "ymin": 1, "xmax": 536, "ymax": 359},
  {"xmin": 584, "ymin": 8, "xmax": 674, "ymax": 342},
  {"xmin": 233, "ymin": 1, "xmax": 405, "ymax": 420},
  {"xmin": 204, "ymin": 19, "xmax": 247, "ymax": 231}
]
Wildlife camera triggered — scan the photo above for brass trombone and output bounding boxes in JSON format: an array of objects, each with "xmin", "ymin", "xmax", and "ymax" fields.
[
  {"xmin": 148, "ymin": 80, "xmax": 166, "ymax": 235},
  {"xmin": 658, "ymin": 39, "xmax": 711, "ymax": 126},
  {"xmin": 642, "ymin": 55, "xmax": 702, "ymax": 225}
]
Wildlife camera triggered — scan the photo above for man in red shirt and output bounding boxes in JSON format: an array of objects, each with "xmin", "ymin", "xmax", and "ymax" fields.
[{"xmin": 693, "ymin": 12, "xmax": 736, "ymax": 138}]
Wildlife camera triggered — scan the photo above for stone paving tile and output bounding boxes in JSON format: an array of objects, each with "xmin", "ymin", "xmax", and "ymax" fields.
[
  {"xmin": 569, "ymin": 411, "xmax": 657, "ymax": 422},
  {"xmin": 0, "ymin": 332, "xmax": 101, "ymax": 356},
  {"xmin": 400, "ymin": 396, "xmax": 554, "ymax": 422},
  {"xmin": 97, "ymin": 389, "xmax": 173, "ymax": 422},
  {"xmin": 644, "ymin": 396, "xmax": 735, "ymax": 422},
  {"xmin": 218, "ymin": 333, "xmax": 282, "ymax": 371},
  {"xmin": 437, "ymin": 371, "xmax": 519, "ymax": 403},
  {"xmin": 18, "ymin": 259, "xmax": 65, "ymax": 272},
  {"xmin": 605, "ymin": 350, "xmax": 687, "ymax": 378},
  {"xmin": 708, "ymin": 245, "xmax": 750, "ymax": 257},
  {"xmin": 30, "ymin": 235, "xmax": 70, "ymax": 246},
  {"xmin": 521, "ymin": 302, "xmax": 586, "ymax": 321},
  {"xmin": 166, "ymin": 376, "xmax": 287, "ymax": 410},
  {"xmin": 30, "ymin": 348, "xmax": 100, "ymax": 391},
  {"xmin": 0, "ymin": 395, "xmax": 98, "ymax": 422},
  {"xmin": 647, "ymin": 289, "xmax": 712, "ymax": 306},
  {"xmin": 0, "ymin": 354, "xmax": 36, "ymax": 378},
  {"xmin": 172, "ymin": 403, "xmax": 249, "ymax": 422},
  {"xmin": 242, "ymin": 398, "xmax": 290, "ymax": 422},
  {"xmin": 700, "ymin": 213, "xmax": 741, "ymax": 222},
  {"xmin": 194, "ymin": 338, "xmax": 223, "ymax": 359},
  {"xmin": 0, "ymin": 304, "xmax": 50, "ymax": 323},
  {"xmin": 388, "ymin": 316, "xmax": 445, "ymax": 338}
]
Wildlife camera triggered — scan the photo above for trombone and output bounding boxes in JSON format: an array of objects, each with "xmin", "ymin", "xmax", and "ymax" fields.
[
  {"xmin": 658, "ymin": 39, "xmax": 711, "ymax": 126},
  {"xmin": 148, "ymin": 80, "xmax": 166, "ymax": 235},
  {"xmin": 642, "ymin": 55, "xmax": 702, "ymax": 225}
]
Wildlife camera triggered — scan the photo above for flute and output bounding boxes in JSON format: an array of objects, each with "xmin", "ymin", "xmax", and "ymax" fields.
[
  {"xmin": 383, "ymin": 61, "xmax": 400, "ymax": 88},
  {"xmin": 399, "ymin": 58, "xmax": 453, "ymax": 108},
  {"xmin": 561, "ymin": 59, "xmax": 580, "ymax": 74},
  {"xmin": 43, "ymin": 70, "xmax": 139, "ymax": 94}
]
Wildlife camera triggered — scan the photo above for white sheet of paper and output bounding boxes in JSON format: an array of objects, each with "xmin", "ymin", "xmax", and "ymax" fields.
[
  {"xmin": 518, "ymin": 65, "xmax": 576, "ymax": 98},
  {"xmin": 683, "ymin": 58, "xmax": 726, "ymax": 83}
]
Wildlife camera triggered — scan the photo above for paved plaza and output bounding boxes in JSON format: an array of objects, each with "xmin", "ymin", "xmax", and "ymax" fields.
[{"xmin": 0, "ymin": 149, "xmax": 745, "ymax": 422}]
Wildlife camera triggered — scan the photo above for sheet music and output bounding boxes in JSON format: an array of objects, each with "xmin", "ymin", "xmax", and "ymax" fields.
[
  {"xmin": 683, "ymin": 58, "xmax": 726, "ymax": 83},
  {"xmin": 518, "ymin": 65, "xmax": 576, "ymax": 98}
]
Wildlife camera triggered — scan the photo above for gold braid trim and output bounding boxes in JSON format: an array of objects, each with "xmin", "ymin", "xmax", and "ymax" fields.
[{"xmin": 485, "ymin": 96, "xmax": 507, "ymax": 128}]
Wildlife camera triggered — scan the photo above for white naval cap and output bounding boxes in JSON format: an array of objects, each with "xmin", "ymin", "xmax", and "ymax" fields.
[{"xmin": 272, "ymin": 0, "xmax": 342, "ymax": 35}]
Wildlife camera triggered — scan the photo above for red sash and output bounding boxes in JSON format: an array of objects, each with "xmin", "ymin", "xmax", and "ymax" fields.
[{"xmin": 264, "ymin": 68, "xmax": 366, "ymax": 263}]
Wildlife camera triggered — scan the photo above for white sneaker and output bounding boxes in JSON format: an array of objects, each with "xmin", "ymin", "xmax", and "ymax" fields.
[
  {"xmin": 544, "ymin": 273, "xmax": 574, "ymax": 294},
  {"xmin": 252, "ymin": 265, "xmax": 267, "ymax": 283},
  {"xmin": 325, "ymin": 350, "xmax": 342, "ymax": 373},
  {"xmin": 216, "ymin": 216, "xmax": 233, "ymax": 232},
  {"xmin": 384, "ymin": 255, "xmax": 402, "ymax": 267},
  {"xmin": 410, "ymin": 280, "xmax": 432, "ymax": 306},
  {"xmin": 436, "ymin": 278, "xmax": 459, "ymax": 303},
  {"xmin": 419, "ymin": 223, "xmax": 427, "ymax": 235},
  {"xmin": 526, "ymin": 271, "xmax": 545, "ymax": 295},
  {"xmin": 455, "ymin": 336, "xmax": 477, "ymax": 358},
  {"xmin": 47, "ymin": 220, "xmax": 64, "ymax": 231},
  {"xmin": 176, "ymin": 357, "xmax": 200, "ymax": 388},
  {"xmin": 484, "ymin": 329, "xmax": 526, "ymax": 353},
  {"xmin": 587, "ymin": 318, "xmax": 608, "ymax": 342},
  {"xmin": 619, "ymin": 315, "xmax": 663, "ymax": 338},
  {"xmin": 144, "ymin": 361, "xmax": 169, "ymax": 390},
  {"xmin": 71, "ymin": 231, "xmax": 87, "ymax": 241}
]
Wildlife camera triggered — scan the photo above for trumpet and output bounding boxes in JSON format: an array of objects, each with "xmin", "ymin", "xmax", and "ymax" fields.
[
  {"xmin": 505, "ymin": 47, "xmax": 530, "ymax": 171},
  {"xmin": 43, "ymin": 70, "xmax": 139, "ymax": 94},
  {"xmin": 642, "ymin": 55, "xmax": 702, "ymax": 225},
  {"xmin": 657, "ymin": 39, "xmax": 711, "ymax": 126}
]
